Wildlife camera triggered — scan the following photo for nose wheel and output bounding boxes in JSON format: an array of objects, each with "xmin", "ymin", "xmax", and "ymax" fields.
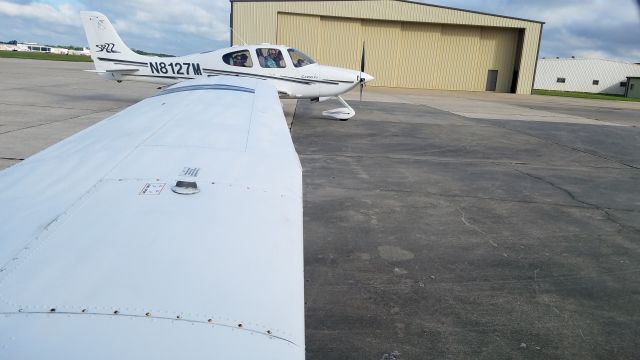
[{"xmin": 321, "ymin": 96, "xmax": 355, "ymax": 121}]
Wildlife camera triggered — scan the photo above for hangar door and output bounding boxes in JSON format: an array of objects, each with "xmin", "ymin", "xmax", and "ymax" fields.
[
  {"xmin": 277, "ymin": 13, "xmax": 521, "ymax": 92},
  {"xmin": 277, "ymin": 14, "xmax": 401, "ymax": 87}
]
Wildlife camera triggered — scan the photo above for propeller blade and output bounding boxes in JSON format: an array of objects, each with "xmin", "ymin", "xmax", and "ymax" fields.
[
  {"xmin": 360, "ymin": 41, "xmax": 365, "ymax": 74},
  {"xmin": 359, "ymin": 41, "xmax": 365, "ymax": 102}
]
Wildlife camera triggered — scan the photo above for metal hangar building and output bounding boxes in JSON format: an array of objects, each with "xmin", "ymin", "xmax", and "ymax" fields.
[
  {"xmin": 534, "ymin": 58, "xmax": 640, "ymax": 96},
  {"xmin": 230, "ymin": 0, "xmax": 544, "ymax": 94}
]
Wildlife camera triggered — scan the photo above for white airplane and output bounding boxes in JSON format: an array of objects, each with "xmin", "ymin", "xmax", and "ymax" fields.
[{"xmin": 81, "ymin": 11, "xmax": 373, "ymax": 120}]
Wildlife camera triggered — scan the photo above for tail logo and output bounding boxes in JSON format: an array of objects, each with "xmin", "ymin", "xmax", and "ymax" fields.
[{"xmin": 96, "ymin": 43, "xmax": 120, "ymax": 53}]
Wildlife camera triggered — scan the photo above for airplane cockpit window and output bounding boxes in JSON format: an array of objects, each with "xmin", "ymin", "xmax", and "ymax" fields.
[
  {"xmin": 222, "ymin": 50, "xmax": 253, "ymax": 67},
  {"xmin": 288, "ymin": 48, "xmax": 316, "ymax": 68},
  {"xmin": 256, "ymin": 48, "xmax": 286, "ymax": 68}
]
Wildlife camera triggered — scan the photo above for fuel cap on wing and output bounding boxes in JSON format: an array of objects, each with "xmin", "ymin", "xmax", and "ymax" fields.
[{"xmin": 171, "ymin": 180, "xmax": 200, "ymax": 195}]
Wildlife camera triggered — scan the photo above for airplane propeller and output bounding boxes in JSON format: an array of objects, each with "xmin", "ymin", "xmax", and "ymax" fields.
[{"xmin": 359, "ymin": 41, "xmax": 365, "ymax": 102}]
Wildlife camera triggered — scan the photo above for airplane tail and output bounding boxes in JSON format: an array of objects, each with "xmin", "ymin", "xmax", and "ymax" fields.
[{"xmin": 80, "ymin": 11, "xmax": 146, "ymax": 72}]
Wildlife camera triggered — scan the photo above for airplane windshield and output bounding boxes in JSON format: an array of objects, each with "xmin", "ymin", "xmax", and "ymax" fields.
[
  {"xmin": 222, "ymin": 50, "xmax": 253, "ymax": 68},
  {"xmin": 288, "ymin": 49, "xmax": 316, "ymax": 68}
]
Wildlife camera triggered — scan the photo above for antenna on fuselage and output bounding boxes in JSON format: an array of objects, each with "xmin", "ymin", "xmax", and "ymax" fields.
[{"xmin": 230, "ymin": 26, "xmax": 248, "ymax": 46}]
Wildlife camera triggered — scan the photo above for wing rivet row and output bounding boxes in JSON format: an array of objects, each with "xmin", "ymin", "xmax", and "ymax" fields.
[{"xmin": 171, "ymin": 180, "xmax": 200, "ymax": 195}]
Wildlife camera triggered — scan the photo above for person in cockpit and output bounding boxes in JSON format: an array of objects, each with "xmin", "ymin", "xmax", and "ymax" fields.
[
  {"xmin": 264, "ymin": 49, "xmax": 283, "ymax": 68},
  {"xmin": 233, "ymin": 54, "xmax": 244, "ymax": 67}
]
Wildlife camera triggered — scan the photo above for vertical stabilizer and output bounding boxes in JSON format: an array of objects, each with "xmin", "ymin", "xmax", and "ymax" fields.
[{"xmin": 80, "ymin": 11, "xmax": 144, "ymax": 71}]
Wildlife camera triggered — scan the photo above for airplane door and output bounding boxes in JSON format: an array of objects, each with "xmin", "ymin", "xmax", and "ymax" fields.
[
  {"xmin": 256, "ymin": 47, "xmax": 294, "ymax": 95},
  {"xmin": 287, "ymin": 48, "xmax": 319, "ymax": 98}
]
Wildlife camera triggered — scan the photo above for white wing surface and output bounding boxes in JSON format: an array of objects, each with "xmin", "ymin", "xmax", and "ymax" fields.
[{"xmin": 0, "ymin": 77, "xmax": 304, "ymax": 359}]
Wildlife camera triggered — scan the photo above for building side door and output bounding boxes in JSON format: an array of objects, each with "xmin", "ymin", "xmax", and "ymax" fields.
[
  {"xmin": 627, "ymin": 79, "xmax": 640, "ymax": 99},
  {"xmin": 486, "ymin": 70, "xmax": 498, "ymax": 91}
]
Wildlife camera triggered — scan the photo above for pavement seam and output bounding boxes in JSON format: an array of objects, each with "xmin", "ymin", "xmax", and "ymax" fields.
[
  {"xmin": 0, "ymin": 106, "xmax": 123, "ymax": 135},
  {"xmin": 474, "ymin": 120, "xmax": 640, "ymax": 170},
  {"xmin": 381, "ymin": 100, "xmax": 640, "ymax": 170},
  {"xmin": 357, "ymin": 100, "xmax": 638, "ymax": 169},
  {"xmin": 299, "ymin": 153, "xmax": 631, "ymax": 171},
  {"xmin": 0, "ymin": 102, "xmax": 109, "ymax": 112},
  {"xmin": 304, "ymin": 182, "xmax": 640, "ymax": 214}
]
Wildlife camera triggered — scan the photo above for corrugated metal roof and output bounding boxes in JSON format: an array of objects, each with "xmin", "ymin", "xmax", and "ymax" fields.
[
  {"xmin": 229, "ymin": 0, "xmax": 545, "ymax": 24},
  {"xmin": 539, "ymin": 57, "xmax": 640, "ymax": 66}
]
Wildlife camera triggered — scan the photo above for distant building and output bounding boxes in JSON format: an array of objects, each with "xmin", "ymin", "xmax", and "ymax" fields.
[
  {"xmin": 0, "ymin": 42, "xmax": 90, "ymax": 56},
  {"xmin": 69, "ymin": 48, "xmax": 91, "ymax": 56},
  {"xmin": 50, "ymin": 47, "xmax": 69, "ymax": 55},
  {"xmin": 534, "ymin": 58, "xmax": 640, "ymax": 95},
  {"xmin": 24, "ymin": 44, "xmax": 52, "ymax": 53},
  {"xmin": 0, "ymin": 44, "xmax": 18, "ymax": 51}
]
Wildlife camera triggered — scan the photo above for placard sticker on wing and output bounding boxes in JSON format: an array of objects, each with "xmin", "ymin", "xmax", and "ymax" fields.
[
  {"xmin": 180, "ymin": 167, "xmax": 200, "ymax": 177},
  {"xmin": 139, "ymin": 183, "xmax": 166, "ymax": 195}
]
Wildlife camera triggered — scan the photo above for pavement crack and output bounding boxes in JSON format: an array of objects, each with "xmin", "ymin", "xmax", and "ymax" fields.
[
  {"xmin": 456, "ymin": 207, "xmax": 498, "ymax": 247},
  {"xmin": 288, "ymin": 100, "xmax": 298, "ymax": 131},
  {"xmin": 514, "ymin": 169, "xmax": 640, "ymax": 234},
  {"xmin": 0, "ymin": 157, "xmax": 24, "ymax": 161}
]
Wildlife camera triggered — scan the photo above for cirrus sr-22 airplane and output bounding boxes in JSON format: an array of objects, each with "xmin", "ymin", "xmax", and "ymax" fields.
[
  {"xmin": 0, "ymin": 10, "xmax": 376, "ymax": 360},
  {"xmin": 82, "ymin": 11, "xmax": 373, "ymax": 120}
]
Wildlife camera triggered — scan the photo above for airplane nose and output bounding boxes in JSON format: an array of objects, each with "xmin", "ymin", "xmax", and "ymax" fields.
[{"xmin": 360, "ymin": 72, "xmax": 374, "ymax": 84}]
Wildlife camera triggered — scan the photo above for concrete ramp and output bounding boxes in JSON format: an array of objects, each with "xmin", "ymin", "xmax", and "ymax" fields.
[{"xmin": 344, "ymin": 88, "xmax": 627, "ymax": 126}]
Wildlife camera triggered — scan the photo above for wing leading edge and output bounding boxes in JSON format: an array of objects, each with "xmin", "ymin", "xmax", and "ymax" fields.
[{"xmin": 0, "ymin": 77, "xmax": 304, "ymax": 359}]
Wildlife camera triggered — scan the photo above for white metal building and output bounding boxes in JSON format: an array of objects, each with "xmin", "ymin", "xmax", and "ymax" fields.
[
  {"xmin": 0, "ymin": 43, "xmax": 89, "ymax": 56},
  {"xmin": 0, "ymin": 44, "xmax": 17, "ymax": 51},
  {"xmin": 534, "ymin": 58, "xmax": 640, "ymax": 95}
]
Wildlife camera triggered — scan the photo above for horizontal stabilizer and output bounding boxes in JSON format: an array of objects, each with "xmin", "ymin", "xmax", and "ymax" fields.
[{"xmin": 84, "ymin": 68, "xmax": 140, "ymax": 74}]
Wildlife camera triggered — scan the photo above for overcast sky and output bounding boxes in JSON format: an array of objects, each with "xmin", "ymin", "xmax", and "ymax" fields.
[{"xmin": 1, "ymin": 0, "xmax": 639, "ymax": 61}]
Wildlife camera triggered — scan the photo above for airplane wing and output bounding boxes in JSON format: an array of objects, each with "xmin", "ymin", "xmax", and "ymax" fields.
[{"xmin": 0, "ymin": 77, "xmax": 304, "ymax": 359}]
